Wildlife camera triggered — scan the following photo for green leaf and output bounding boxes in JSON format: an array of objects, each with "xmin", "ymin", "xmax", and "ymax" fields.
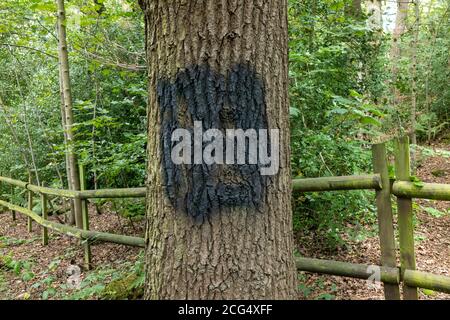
[
  {"xmin": 30, "ymin": 2, "xmax": 56, "ymax": 12},
  {"xmin": 315, "ymin": 293, "xmax": 336, "ymax": 300},
  {"xmin": 328, "ymin": 107, "xmax": 348, "ymax": 115},
  {"xmin": 298, "ymin": 284, "xmax": 312, "ymax": 298},
  {"xmin": 42, "ymin": 287, "xmax": 56, "ymax": 300},
  {"xmin": 360, "ymin": 116, "xmax": 381, "ymax": 126},
  {"xmin": 349, "ymin": 89, "xmax": 362, "ymax": 99},
  {"xmin": 422, "ymin": 289, "xmax": 437, "ymax": 296},
  {"xmin": 332, "ymin": 96, "xmax": 355, "ymax": 106},
  {"xmin": 422, "ymin": 206, "xmax": 447, "ymax": 218},
  {"xmin": 410, "ymin": 176, "xmax": 425, "ymax": 188},
  {"xmin": 290, "ymin": 107, "xmax": 300, "ymax": 117},
  {"xmin": 22, "ymin": 271, "xmax": 35, "ymax": 282}
]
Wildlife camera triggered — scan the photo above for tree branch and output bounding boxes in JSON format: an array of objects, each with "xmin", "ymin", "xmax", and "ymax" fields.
[{"xmin": 0, "ymin": 43, "xmax": 58, "ymax": 59}]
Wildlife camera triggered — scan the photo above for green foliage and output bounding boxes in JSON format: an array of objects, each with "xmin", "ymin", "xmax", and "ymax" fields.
[
  {"xmin": 387, "ymin": 0, "xmax": 450, "ymax": 140},
  {"xmin": 410, "ymin": 175, "xmax": 425, "ymax": 188},
  {"xmin": 63, "ymin": 251, "xmax": 144, "ymax": 300},
  {"xmin": 0, "ymin": 270, "xmax": 7, "ymax": 298},
  {"xmin": 111, "ymin": 198, "xmax": 145, "ymax": 219},
  {"xmin": 289, "ymin": 0, "xmax": 384, "ymax": 247},
  {"xmin": 422, "ymin": 288, "xmax": 438, "ymax": 296},
  {"xmin": 0, "ymin": 0, "xmax": 146, "ymax": 194},
  {"xmin": 298, "ymin": 273, "xmax": 338, "ymax": 300},
  {"xmin": 421, "ymin": 206, "xmax": 448, "ymax": 218},
  {"xmin": 417, "ymin": 145, "xmax": 450, "ymax": 159},
  {"xmin": 0, "ymin": 236, "xmax": 27, "ymax": 247},
  {"xmin": 415, "ymin": 113, "xmax": 448, "ymax": 141},
  {"xmin": 0, "ymin": 252, "xmax": 35, "ymax": 282}
]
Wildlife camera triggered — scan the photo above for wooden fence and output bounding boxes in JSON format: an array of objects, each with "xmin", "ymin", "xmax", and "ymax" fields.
[
  {"xmin": 293, "ymin": 137, "xmax": 450, "ymax": 299},
  {"xmin": 0, "ymin": 136, "xmax": 449, "ymax": 299}
]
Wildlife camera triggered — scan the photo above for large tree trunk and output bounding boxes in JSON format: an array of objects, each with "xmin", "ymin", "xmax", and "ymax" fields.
[
  {"xmin": 140, "ymin": 0, "xmax": 297, "ymax": 299},
  {"xmin": 56, "ymin": 0, "xmax": 82, "ymax": 228}
]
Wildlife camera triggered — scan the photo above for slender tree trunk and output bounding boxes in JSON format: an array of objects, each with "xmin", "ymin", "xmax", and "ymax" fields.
[
  {"xmin": 410, "ymin": 0, "xmax": 420, "ymax": 171},
  {"xmin": 309, "ymin": 0, "xmax": 316, "ymax": 52},
  {"xmin": 91, "ymin": 73, "xmax": 100, "ymax": 190},
  {"xmin": 367, "ymin": 0, "xmax": 383, "ymax": 30},
  {"xmin": 346, "ymin": 0, "xmax": 362, "ymax": 18},
  {"xmin": 23, "ymin": 108, "xmax": 40, "ymax": 185},
  {"xmin": 35, "ymin": 110, "xmax": 65, "ymax": 187},
  {"xmin": 424, "ymin": 22, "xmax": 438, "ymax": 143},
  {"xmin": 59, "ymin": 67, "xmax": 76, "ymax": 225},
  {"xmin": 140, "ymin": 0, "xmax": 297, "ymax": 299},
  {"xmin": 8, "ymin": 57, "xmax": 41, "ymax": 185},
  {"xmin": 0, "ymin": 99, "xmax": 31, "ymax": 171},
  {"xmin": 56, "ymin": 0, "xmax": 82, "ymax": 228},
  {"xmin": 391, "ymin": 0, "xmax": 409, "ymax": 106}
]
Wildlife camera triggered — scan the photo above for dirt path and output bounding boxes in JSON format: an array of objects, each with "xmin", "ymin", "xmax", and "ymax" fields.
[{"xmin": 296, "ymin": 141, "xmax": 449, "ymax": 300}]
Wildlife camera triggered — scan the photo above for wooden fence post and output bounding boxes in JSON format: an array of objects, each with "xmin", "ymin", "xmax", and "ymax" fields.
[
  {"xmin": 372, "ymin": 143, "xmax": 401, "ymax": 300},
  {"xmin": 27, "ymin": 175, "xmax": 33, "ymax": 232},
  {"xmin": 394, "ymin": 136, "xmax": 418, "ymax": 300},
  {"xmin": 41, "ymin": 184, "xmax": 48, "ymax": 246},
  {"xmin": 0, "ymin": 176, "xmax": 7, "ymax": 213},
  {"xmin": 0, "ymin": 178, "xmax": 4, "ymax": 213},
  {"xmin": 10, "ymin": 183, "xmax": 16, "ymax": 221},
  {"xmin": 79, "ymin": 164, "xmax": 92, "ymax": 270}
]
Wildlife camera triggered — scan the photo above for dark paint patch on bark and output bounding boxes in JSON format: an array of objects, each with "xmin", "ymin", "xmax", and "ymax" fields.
[{"xmin": 157, "ymin": 63, "xmax": 271, "ymax": 223}]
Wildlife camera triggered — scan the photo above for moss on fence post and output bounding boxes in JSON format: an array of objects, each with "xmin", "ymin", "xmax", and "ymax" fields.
[
  {"xmin": 10, "ymin": 182, "xmax": 16, "ymax": 221},
  {"xmin": 41, "ymin": 184, "xmax": 49, "ymax": 246},
  {"xmin": 372, "ymin": 143, "xmax": 401, "ymax": 300},
  {"xmin": 27, "ymin": 175, "xmax": 33, "ymax": 232},
  {"xmin": 394, "ymin": 136, "xmax": 418, "ymax": 300},
  {"xmin": 79, "ymin": 164, "xmax": 92, "ymax": 270}
]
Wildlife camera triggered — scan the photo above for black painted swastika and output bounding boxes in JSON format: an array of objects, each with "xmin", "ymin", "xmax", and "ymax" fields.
[{"xmin": 157, "ymin": 63, "xmax": 273, "ymax": 223}]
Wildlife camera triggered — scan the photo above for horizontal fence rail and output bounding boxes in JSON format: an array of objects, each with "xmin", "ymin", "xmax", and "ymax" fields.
[
  {"xmin": 0, "ymin": 199, "xmax": 145, "ymax": 247},
  {"xmin": 404, "ymin": 270, "xmax": 450, "ymax": 294},
  {"xmin": 0, "ymin": 176, "xmax": 78, "ymax": 198},
  {"xmin": 78, "ymin": 187, "xmax": 146, "ymax": 199},
  {"xmin": 3, "ymin": 174, "xmax": 448, "ymax": 201},
  {"xmin": 296, "ymin": 257, "xmax": 450, "ymax": 293},
  {"xmin": 0, "ymin": 176, "xmax": 145, "ymax": 199},
  {"xmin": 27, "ymin": 184, "xmax": 78, "ymax": 198},
  {"xmin": 0, "ymin": 176, "xmax": 27, "ymax": 189},
  {"xmin": 392, "ymin": 181, "xmax": 450, "ymax": 201},
  {"xmin": 292, "ymin": 174, "xmax": 382, "ymax": 192},
  {"xmin": 296, "ymin": 257, "xmax": 400, "ymax": 284},
  {"xmin": 2, "ymin": 174, "xmax": 384, "ymax": 202}
]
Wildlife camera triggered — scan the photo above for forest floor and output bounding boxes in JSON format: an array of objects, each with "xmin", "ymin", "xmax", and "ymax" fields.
[
  {"xmin": 0, "ymin": 204, "xmax": 144, "ymax": 300},
  {"xmin": 296, "ymin": 139, "xmax": 450, "ymax": 300},
  {"xmin": 0, "ymin": 141, "xmax": 448, "ymax": 300}
]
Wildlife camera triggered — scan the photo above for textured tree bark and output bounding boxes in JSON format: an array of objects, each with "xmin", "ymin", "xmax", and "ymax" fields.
[
  {"xmin": 140, "ymin": 0, "xmax": 297, "ymax": 299},
  {"xmin": 59, "ymin": 67, "xmax": 76, "ymax": 225},
  {"xmin": 56, "ymin": 0, "xmax": 83, "ymax": 228},
  {"xmin": 366, "ymin": 0, "xmax": 383, "ymax": 30}
]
